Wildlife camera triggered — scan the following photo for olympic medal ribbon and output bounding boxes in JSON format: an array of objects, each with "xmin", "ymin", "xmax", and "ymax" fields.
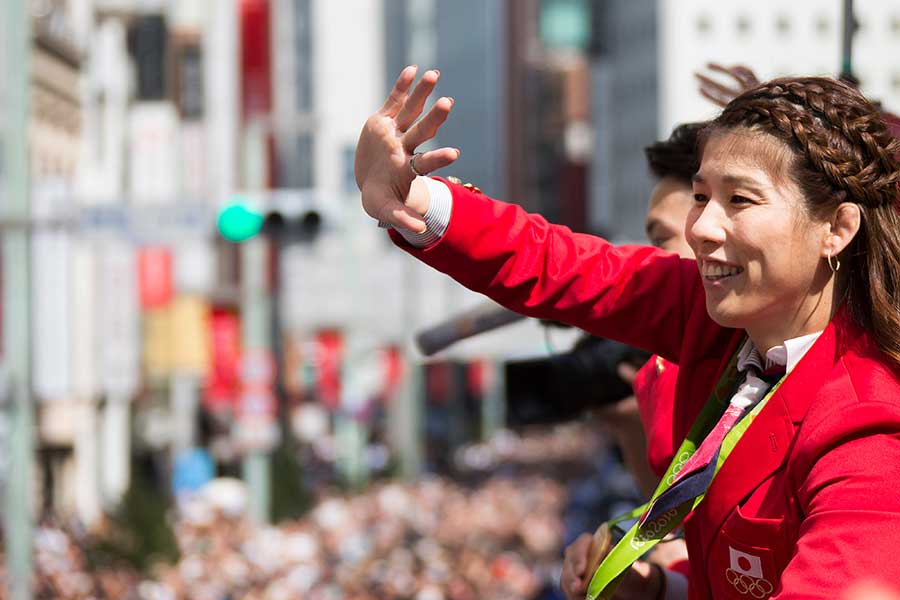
[{"xmin": 585, "ymin": 345, "xmax": 786, "ymax": 600}]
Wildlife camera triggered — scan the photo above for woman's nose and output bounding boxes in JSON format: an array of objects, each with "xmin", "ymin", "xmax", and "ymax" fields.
[{"xmin": 688, "ymin": 200, "xmax": 727, "ymax": 249}]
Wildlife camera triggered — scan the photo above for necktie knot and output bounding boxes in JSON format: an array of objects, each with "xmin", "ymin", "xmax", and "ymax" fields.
[{"xmin": 759, "ymin": 363, "xmax": 786, "ymax": 384}]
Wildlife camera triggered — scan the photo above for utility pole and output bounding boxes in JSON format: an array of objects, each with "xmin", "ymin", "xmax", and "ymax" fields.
[
  {"xmin": 841, "ymin": 0, "xmax": 856, "ymax": 82},
  {"xmin": 240, "ymin": 234, "xmax": 273, "ymax": 523},
  {"xmin": 2, "ymin": 1, "xmax": 35, "ymax": 598}
]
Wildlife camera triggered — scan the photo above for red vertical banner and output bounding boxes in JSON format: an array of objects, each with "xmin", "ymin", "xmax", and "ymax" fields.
[
  {"xmin": 137, "ymin": 247, "xmax": 173, "ymax": 309},
  {"xmin": 315, "ymin": 329, "xmax": 343, "ymax": 411},
  {"xmin": 204, "ymin": 309, "xmax": 242, "ymax": 415},
  {"xmin": 378, "ymin": 345, "xmax": 404, "ymax": 405},
  {"xmin": 467, "ymin": 359, "xmax": 488, "ymax": 398},
  {"xmin": 240, "ymin": 0, "xmax": 272, "ymax": 119}
]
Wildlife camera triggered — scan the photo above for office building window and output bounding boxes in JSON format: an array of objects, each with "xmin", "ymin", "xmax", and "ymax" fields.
[
  {"xmin": 775, "ymin": 14, "xmax": 791, "ymax": 35},
  {"xmin": 696, "ymin": 14, "xmax": 712, "ymax": 34},
  {"xmin": 294, "ymin": 0, "xmax": 313, "ymax": 113},
  {"xmin": 281, "ymin": 133, "xmax": 315, "ymax": 189}
]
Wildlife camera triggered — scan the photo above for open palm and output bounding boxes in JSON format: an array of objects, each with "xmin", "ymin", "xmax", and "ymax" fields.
[{"xmin": 354, "ymin": 66, "xmax": 459, "ymax": 232}]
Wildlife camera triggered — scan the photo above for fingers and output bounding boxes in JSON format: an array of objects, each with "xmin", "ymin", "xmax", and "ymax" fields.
[
  {"xmin": 396, "ymin": 69, "xmax": 440, "ymax": 132},
  {"xmin": 561, "ymin": 533, "xmax": 593, "ymax": 598},
  {"xmin": 731, "ymin": 65, "xmax": 760, "ymax": 88},
  {"xmin": 403, "ymin": 97, "xmax": 454, "ymax": 153},
  {"xmin": 413, "ymin": 147, "xmax": 461, "ymax": 175},
  {"xmin": 380, "ymin": 65, "xmax": 418, "ymax": 118},
  {"xmin": 390, "ymin": 204, "xmax": 428, "ymax": 233},
  {"xmin": 697, "ymin": 63, "xmax": 760, "ymax": 106},
  {"xmin": 362, "ymin": 192, "xmax": 427, "ymax": 234},
  {"xmin": 707, "ymin": 62, "xmax": 760, "ymax": 89},
  {"xmin": 617, "ymin": 361, "xmax": 639, "ymax": 385},
  {"xmin": 695, "ymin": 72, "xmax": 738, "ymax": 108}
]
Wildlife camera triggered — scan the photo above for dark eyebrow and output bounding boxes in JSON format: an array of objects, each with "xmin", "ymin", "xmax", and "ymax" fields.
[{"xmin": 691, "ymin": 173, "xmax": 704, "ymax": 183}]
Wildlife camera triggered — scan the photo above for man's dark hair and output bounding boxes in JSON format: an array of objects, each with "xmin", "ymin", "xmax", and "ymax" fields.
[{"xmin": 644, "ymin": 122, "xmax": 706, "ymax": 183}]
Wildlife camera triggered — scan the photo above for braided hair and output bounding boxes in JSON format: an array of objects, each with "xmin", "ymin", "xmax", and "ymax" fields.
[{"xmin": 708, "ymin": 77, "xmax": 900, "ymax": 365}]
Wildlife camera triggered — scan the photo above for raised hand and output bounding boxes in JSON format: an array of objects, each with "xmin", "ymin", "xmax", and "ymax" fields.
[
  {"xmin": 354, "ymin": 65, "xmax": 459, "ymax": 232},
  {"xmin": 695, "ymin": 62, "xmax": 761, "ymax": 108}
]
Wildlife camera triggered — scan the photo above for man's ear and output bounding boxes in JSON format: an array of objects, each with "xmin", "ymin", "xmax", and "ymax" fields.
[{"xmin": 822, "ymin": 202, "xmax": 861, "ymax": 258}]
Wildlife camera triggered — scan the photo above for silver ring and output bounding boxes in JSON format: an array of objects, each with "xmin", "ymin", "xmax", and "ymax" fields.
[{"xmin": 409, "ymin": 152, "xmax": 427, "ymax": 177}]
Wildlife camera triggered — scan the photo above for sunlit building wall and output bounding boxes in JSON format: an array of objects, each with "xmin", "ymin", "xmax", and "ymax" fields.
[{"xmin": 659, "ymin": 0, "xmax": 900, "ymax": 135}]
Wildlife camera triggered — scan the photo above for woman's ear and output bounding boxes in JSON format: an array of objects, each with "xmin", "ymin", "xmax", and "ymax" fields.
[{"xmin": 822, "ymin": 202, "xmax": 861, "ymax": 257}]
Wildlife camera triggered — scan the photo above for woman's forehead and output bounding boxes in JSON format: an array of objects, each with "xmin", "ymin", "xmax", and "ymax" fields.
[{"xmin": 698, "ymin": 129, "xmax": 795, "ymax": 184}]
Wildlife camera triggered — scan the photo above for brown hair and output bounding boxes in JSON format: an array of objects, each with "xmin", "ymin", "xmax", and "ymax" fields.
[{"xmin": 709, "ymin": 77, "xmax": 900, "ymax": 365}]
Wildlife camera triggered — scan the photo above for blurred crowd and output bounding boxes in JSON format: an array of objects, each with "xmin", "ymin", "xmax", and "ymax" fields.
[{"xmin": 0, "ymin": 424, "xmax": 612, "ymax": 600}]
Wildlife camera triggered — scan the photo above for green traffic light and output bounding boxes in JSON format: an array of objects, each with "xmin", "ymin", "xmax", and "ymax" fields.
[{"xmin": 217, "ymin": 202, "xmax": 264, "ymax": 242}]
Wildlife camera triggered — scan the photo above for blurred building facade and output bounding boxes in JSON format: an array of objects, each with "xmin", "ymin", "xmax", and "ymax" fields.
[
  {"xmin": 5, "ymin": 0, "xmax": 900, "ymax": 531},
  {"xmin": 588, "ymin": 0, "xmax": 658, "ymax": 242},
  {"xmin": 660, "ymin": 0, "xmax": 900, "ymax": 133}
]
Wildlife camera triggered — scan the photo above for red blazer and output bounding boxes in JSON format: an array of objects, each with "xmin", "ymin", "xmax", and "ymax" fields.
[
  {"xmin": 633, "ymin": 356, "xmax": 680, "ymax": 478},
  {"xmin": 391, "ymin": 180, "xmax": 900, "ymax": 599}
]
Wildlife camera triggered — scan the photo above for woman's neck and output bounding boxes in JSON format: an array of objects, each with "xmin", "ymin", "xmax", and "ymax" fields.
[{"xmin": 747, "ymin": 283, "xmax": 839, "ymax": 354}]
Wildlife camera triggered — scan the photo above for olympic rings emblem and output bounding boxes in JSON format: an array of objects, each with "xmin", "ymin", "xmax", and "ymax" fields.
[
  {"xmin": 666, "ymin": 451, "xmax": 693, "ymax": 485},
  {"xmin": 725, "ymin": 568, "xmax": 774, "ymax": 598}
]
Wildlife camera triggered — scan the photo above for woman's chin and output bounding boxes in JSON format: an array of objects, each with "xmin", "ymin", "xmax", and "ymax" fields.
[{"xmin": 704, "ymin": 300, "xmax": 747, "ymax": 330}]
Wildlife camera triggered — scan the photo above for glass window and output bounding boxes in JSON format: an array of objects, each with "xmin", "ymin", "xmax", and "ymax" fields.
[
  {"xmin": 696, "ymin": 14, "xmax": 712, "ymax": 34},
  {"xmin": 281, "ymin": 134, "xmax": 315, "ymax": 188},
  {"xmin": 294, "ymin": 0, "xmax": 313, "ymax": 113},
  {"xmin": 775, "ymin": 14, "xmax": 791, "ymax": 35}
]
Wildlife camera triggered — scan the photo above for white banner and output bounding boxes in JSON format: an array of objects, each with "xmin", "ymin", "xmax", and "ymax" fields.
[
  {"xmin": 31, "ymin": 179, "xmax": 73, "ymax": 401},
  {"xmin": 99, "ymin": 239, "xmax": 140, "ymax": 397}
]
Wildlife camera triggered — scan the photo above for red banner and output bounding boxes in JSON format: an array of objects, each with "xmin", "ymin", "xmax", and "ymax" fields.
[
  {"xmin": 137, "ymin": 247, "xmax": 173, "ymax": 309},
  {"xmin": 315, "ymin": 329, "xmax": 343, "ymax": 411},
  {"xmin": 240, "ymin": 0, "xmax": 271, "ymax": 118},
  {"xmin": 203, "ymin": 309, "xmax": 241, "ymax": 414},
  {"xmin": 378, "ymin": 345, "xmax": 404, "ymax": 405}
]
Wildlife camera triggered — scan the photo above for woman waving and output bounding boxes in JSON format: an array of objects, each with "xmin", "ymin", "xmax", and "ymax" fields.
[{"xmin": 355, "ymin": 67, "xmax": 900, "ymax": 599}]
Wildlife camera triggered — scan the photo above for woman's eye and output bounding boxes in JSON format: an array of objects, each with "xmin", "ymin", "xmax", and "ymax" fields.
[
  {"xmin": 693, "ymin": 193, "xmax": 708, "ymax": 203},
  {"xmin": 731, "ymin": 194, "xmax": 753, "ymax": 204}
]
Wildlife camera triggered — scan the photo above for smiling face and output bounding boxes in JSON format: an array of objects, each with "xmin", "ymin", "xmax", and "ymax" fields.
[{"xmin": 687, "ymin": 130, "xmax": 837, "ymax": 351}]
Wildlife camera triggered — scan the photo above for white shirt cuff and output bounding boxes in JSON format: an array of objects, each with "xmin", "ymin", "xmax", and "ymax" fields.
[{"xmin": 382, "ymin": 177, "xmax": 453, "ymax": 248}]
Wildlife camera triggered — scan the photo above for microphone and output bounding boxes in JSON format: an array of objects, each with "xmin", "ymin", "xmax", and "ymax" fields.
[{"xmin": 414, "ymin": 302, "xmax": 526, "ymax": 356}]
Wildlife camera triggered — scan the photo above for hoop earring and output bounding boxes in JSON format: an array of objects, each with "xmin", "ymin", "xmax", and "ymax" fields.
[{"xmin": 827, "ymin": 251, "xmax": 841, "ymax": 273}]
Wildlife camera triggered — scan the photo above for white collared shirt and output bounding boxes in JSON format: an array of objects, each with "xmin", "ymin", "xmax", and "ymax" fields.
[{"xmin": 736, "ymin": 331, "xmax": 823, "ymax": 375}]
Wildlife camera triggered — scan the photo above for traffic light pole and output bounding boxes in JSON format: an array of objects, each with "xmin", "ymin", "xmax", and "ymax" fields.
[
  {"xmin": 240, "ymin": 236, "xmax": 272, "ymax": 523},
  {"xmin": 2, "ymin": 1, "xmax": 35, "ymax": 598}
]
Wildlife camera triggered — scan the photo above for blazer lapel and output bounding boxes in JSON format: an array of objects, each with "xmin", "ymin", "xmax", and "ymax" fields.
[{"xmin": 693, "ymin": 314, "xmax": 850, "ymax": 552}]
